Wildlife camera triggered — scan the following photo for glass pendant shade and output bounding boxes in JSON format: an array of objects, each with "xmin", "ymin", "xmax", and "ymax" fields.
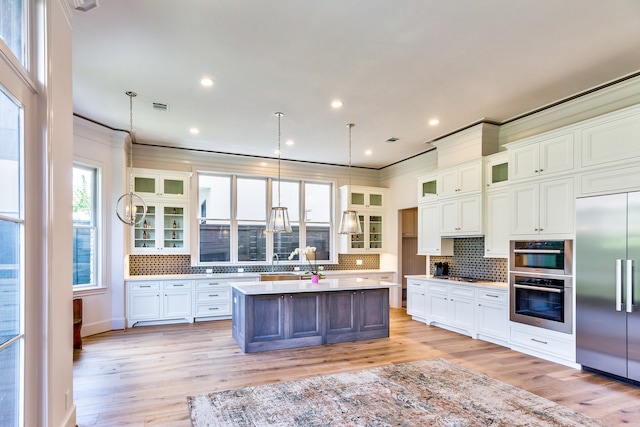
[
  {"xmin": 339, "ymin": 209, "xmax": 361, "ymax": 235},
  {"xmin": 267, "ymin": 206, "xmax": 292, "ymax": 233}
]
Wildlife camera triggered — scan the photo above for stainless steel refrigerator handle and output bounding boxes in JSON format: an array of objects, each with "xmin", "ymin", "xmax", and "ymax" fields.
[
  {"xmin": 512, "ymin": 249, "xmax": 562, "ymax": 254},
  {"xmin": 616, "ymin": 259, "xmax": 623, "ymax": 311},
  {"xmin": 627, "ymin": 259, "xmax": 634, "ymax": 313},
  {"xmin": 513, "ymin": 284, "xmax": 563, "ymax": 293}
]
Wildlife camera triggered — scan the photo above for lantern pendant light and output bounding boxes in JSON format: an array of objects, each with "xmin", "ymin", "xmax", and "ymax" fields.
[
  {"xmin": 266, "ymin": 112, "xmax": 292, "ymax": 233},
  {"xmin": 115, "ymin": 91, "xmax": 147, "ymax": 226},
  {"xmin": 339, "ymin": 123, "xmax": 362, "ymax": 235}
]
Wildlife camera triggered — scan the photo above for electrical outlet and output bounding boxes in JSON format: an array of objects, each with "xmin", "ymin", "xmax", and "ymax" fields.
[
  {"xmin": 294, "ymin": 266, "xmax": 300, "ymax": 271},
  {"xmin": 206, "ymin": 268, "xmax": 213, "ymax": 274},
  {"xmin": 237, "ymin": 268, "xmax": 244, "ymax": 273},
  {"xmin": 356, "ymin": 259, "xmax": 363, "ymax": 265},
  {"xmin": 318, "ymin": 266, "xmax": 324, "ymax": 271}
]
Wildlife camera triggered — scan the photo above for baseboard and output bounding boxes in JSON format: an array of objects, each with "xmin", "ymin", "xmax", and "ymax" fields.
[
  {"xmin": 59, "ymin": 404, "xmax": 76, "ymax": 427},
  {"xmin": 81, "ymin": 318, "xmax": 124, "ymax": 337}
]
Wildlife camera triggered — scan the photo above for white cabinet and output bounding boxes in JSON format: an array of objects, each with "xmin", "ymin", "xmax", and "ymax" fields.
[
  {"xmin": 193, "ymin": 277, "xmax": 259, "ymax": 320},
  {"xmin": 340, "ymin": 212, "xmax": 384, "ymax": 253},
  {"xmin": 483, "ymin": 190, "xmax": 509, "ymax": 258},
  {"xmin": 437, "ymin": 159, "xmax": 482, "ymax": 197},
  {"xmin": 508, "ymin": 132, "xmax": 574, "ymax": 181},
  {"xmin": 425, "ymin": 281, "xmax": 476, "ymax": 337},
  {"xmin": 340, "ymin": 185, "xmax": 385, "ymax": 210},
  {"xmin": 417, "ymin": 203, "xmax": 453, "ymax": 255},
  {"xmin": 439, "ymin": 194, "xmax": 482, "ymax": 236},
  {"xmin": 417, "ymin": 172, "xmax": 438, "ymax": 203},
  {"xmin": 130, "ymin": 202, "xmax": 189, "ymax": 254},
  {"xmin": 476, "ymin": 288, "xmax": 508, "ymax": 343},
  {"xmin": 509, "ymin": 177, "xmax": 574, "ymax": 237},
  {"xmin": 132, "ymin": 168, "xmax": 190, "ymax": 200},
  {"xmin": 126, "ymin": 280, "xmax": 193, "ymax": 327},
  {"xmin": 510, "ymin": 322, "xmax": 575, "ymax": 365},
  {"xmin": 406, "ymin": 279, "xmax": 426, "ymax": 322},
  {"xmin": 484, "ymin": 151, "xmax": 509, "ymax": 190}
]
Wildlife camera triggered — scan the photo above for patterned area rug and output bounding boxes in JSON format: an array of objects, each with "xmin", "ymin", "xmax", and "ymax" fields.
[{"xmin": 187, "ymin": 358, "xmax": 603, "ymax": 426}]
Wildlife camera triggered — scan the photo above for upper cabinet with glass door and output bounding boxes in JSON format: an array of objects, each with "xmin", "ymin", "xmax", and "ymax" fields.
[
  {"xmin": 131, "ymin": 202, "xmax": 189, "ymax": 254},
  {"xmin": 340, "ymin": 185, "xmax": 386, "ymax": 210},
  {"xmin": 132, "ymin": 168, "xmax": 191, "ymax": 200}
]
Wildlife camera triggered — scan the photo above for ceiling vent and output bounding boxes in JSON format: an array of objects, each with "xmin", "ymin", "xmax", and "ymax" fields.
[
  {"xmin": 385, "ymin": 137, "xmax": 399, "ymax": 143},
  {"xmin": 152, "ymin": 102, "xmax": 169, "ymax": 112}
]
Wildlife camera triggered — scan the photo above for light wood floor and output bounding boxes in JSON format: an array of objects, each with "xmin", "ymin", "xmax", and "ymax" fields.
[{"xmin": 73, "ymin": 309, "xmax": 640, "ymax": 426}]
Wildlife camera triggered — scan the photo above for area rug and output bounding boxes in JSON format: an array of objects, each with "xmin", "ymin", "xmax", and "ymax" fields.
[{"xmin": 186, "ymin": 358, "xmax": 603, "ymax": 426}]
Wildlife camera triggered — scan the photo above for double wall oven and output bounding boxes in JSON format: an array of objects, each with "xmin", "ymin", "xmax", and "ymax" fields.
[{"xmin": 509, "ymin": 240, "xmax": 573, "ymax": 334}]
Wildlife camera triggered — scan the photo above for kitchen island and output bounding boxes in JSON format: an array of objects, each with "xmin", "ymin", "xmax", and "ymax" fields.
[{"xmin": 231, "ymin": 278, "xmax": 399, "ymax": 353}]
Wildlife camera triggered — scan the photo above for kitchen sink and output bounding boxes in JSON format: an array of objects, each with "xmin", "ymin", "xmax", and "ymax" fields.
[{"xmin": 259, "ymin": 272, "xmax": 300, "ymax": 282}]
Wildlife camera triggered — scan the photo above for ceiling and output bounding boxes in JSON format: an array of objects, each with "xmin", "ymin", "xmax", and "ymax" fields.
[{"xmin": 72, "ymin": 0, "xmax": 640, "ymax": 169}]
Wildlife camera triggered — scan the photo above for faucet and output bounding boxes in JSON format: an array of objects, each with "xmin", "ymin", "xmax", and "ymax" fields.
[{"xmin": 271, "ymin": 253, "xmax": 279, "ymax": 272}]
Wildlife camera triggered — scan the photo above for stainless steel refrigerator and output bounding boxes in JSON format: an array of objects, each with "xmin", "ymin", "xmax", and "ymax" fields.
[{"xmin": 576, "ymin": 192, "xmax": 640, "ymax": 380}]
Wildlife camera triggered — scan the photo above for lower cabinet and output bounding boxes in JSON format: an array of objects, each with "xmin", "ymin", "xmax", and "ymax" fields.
[
  {"xmin": 126, "ymin": 280, "xmax": 193, "ymax": 328},
  {"xmin": 406, "ymin": 277, "xmax": 508, "ymax": 345},
  {"xmin": 232, "ymin": 288, "xmax": 390, "ymax": 353},
  {"xmin": 509, "ymin": 322, "xmax": 575, "ymax": 365}
]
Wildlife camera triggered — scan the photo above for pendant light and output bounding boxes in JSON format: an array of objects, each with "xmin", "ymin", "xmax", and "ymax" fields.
[
  {"xmin": 115, "ymin": 91, "xmax": 147, "ymax": 226},
  {"xmin": 339, "ymin": 123, "xmax": 362, "ymax": 234},
  {"xmin": 266, "ymin": 112, "xmax": 292, "ymax": 233}
]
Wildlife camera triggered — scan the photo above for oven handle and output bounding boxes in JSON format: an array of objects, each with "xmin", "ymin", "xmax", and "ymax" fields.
[
  {"xmin": 627, "ymin": 259, "xmax": 634, "ymax": 313},
  {"xmin": 513, "ymin": 284, "xmax": 563, "ymax": 293},
  {"xmin": 513, "ymin": 249, "xmax": 562, "ymax": 254}
]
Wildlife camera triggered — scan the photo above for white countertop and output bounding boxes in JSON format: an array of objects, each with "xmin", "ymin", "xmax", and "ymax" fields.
[
  {"xmin": 405, "ymin": 274, "xmax": 508, "ymax": 290},
  {"xmin": 231, "ymin": 278, "xmax": 400, "ymax": 295},
  {"xmin": 125, "ymin": 269, "xmax": 394, "ymax": 281}
]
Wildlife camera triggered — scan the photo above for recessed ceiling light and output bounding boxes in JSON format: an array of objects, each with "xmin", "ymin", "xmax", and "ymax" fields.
[
  {"xmin": 200, "ymin": 77, "xmax": 214, "ymax": 87},
  {"xmin": 429, "ymin": 118, "xmax": 440, "ymax": 126},
  {"xmin": 286, "ymin": 139, "xmax": 294, "ymax": 146},
  {"xmin": 365, "ymin": 150, "xmax": 372, "ymax": 156},
  {"xmin": 331, "ymin": 100, "xmax": 343, "ymax": 109},
  {"xmin": 190, "ymin": 128, "xmax": 199, "ymax": 135}
]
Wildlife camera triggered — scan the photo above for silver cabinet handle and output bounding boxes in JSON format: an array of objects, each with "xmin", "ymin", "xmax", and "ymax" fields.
[
  {"xmin": 616, "ymin": 259, "xmax": 623, "ymax": 312},
  {"xmin": 531, "ymin": 338, "xmax": 547, "ymax": 345}
]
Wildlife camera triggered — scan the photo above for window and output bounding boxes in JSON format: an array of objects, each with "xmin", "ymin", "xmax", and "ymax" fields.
[
  {"xmin": 0, "ymin": 0, "xmax": 25, "ymax": 65},
  {"xmin": 72, "ymin": 164, "xmax": 99, "ymax": 287},
  {"xmin": 0, "ymin": 85, "xmax": 24, "ymax": 427},
  {"xmin": 198, "ymin": 173, "xmax": 333, "ymax": 264}
]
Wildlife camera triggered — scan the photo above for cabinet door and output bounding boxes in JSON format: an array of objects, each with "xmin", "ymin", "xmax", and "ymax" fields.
[
  {"xmin": 509, "ymin": 183, "xmax": 539, "ymax": 235},
  {"xmin": 439, "ymin": 199, "xmax": 459, "ymax": 234},
  {"xmin": 457, "ymin": 161, "xmax": 482, "ymax": 193},
  {"xmin": 539, "ymin": 177, "xmax": 574, "ymax": 235},
  {"xmin": 448, "ymin": 296, "xmax": 475, "ymax": 333},
  {"xmin": 426, "ymin": 292, "xmax": 448, "ymax": 324},
  {"xmin": 484, "ymin": 191, "xmax": 509, "ymax": 258},
  {"xmin": 131, "ymin": 202, "xmax": 189, "ymax": 254},
  {"xmin": 163, "ymin": 290, "xmax": 192, "ymax": 319},
  {"xmin": 249, "ymin": 295, "xmax": 285, "ymax": 342},
  {"xmin": 406, "ymin": 281, "xmax": 426, "ymax": 319},
  {"xmin": 509, "ymin": 144, "xmax": 540, "ymax": 181},
  {"xmin": 133, "ymin": 205, "xmax": 157, "ymax": 250},
  {"xmin": 477, "ymin": 302, "xmax": 508, "ymax": 340},
  {"xmin": 161, "ymin": 204, "xmax": 188, "ymax": 252},
  {"xmin": 133, "ymin": 171, "xmax": 188, "ymax": 200},
  {"xmin": 437, "ymin": 168, "xmax": 459, "ymax": 197},
  {"xmin": 418, "ymin": 204, "xmax": 453, "ymax": 255},
  {"xmin": 358, "ymin": 288, "xmax": 389, "ymax": 332},
  {"xmin": 287, "ymin": 293, "xmax": 322, "ymax": 339},
  {"xmin": 539, "ymin": 133, "xmax": 574, "ymax": 176},
  {"xmin": 367, "ymin": 214, "xmax": 383, "ymax": 250},
  {"xmin": 484, "ymin": 152, "xmax": 509, "ymax": 189},
  {"xmin": 417, "ymin": 173, "xmax": 438, "ymax": 203},
  {"xmin": 326, "ymin": 291, "xmax": 358, "ymax": 334},
  {"xmin": 128, "ymin": 292, "xmax": 161, "ymax": 324},
  {"xmin": 458, "ymin": 195, "xmax": 481, "ymax": 234}
]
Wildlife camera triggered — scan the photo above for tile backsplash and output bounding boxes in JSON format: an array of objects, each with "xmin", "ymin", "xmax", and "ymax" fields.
[
  {"xmin": 431, "ymin": 237, "xmax": 507, "ymax": 282},
  {"xmin": 129, "ymin": 253, "xmax": 379, "ymax": 276}
]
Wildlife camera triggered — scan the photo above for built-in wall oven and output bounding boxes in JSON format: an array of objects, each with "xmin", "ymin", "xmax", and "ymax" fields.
[{"xmin": 509, "ymin": 240, "xmax": 573, "ymax": 334}]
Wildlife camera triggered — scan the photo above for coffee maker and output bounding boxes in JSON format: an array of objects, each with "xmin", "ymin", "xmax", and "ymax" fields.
[{"xmin": 433, "ymin": 262, "xmax": 449, "ymax": 277}]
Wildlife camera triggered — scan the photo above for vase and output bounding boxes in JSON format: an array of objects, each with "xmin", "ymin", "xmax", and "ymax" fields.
[{"xmin": 311, "ymin": 274, "xmax": 319, "ymax": 284}]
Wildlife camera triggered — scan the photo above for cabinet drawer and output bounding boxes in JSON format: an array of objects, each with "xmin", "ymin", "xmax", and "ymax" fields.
[
  {"xmin": 129, "ymin": 282, "xmax": 160, "ymax": 291},
  {"xmin": 450, "ymin": 285, "xmax": 475, "ymax": 298},
  {"xmin": 407, "ymin": 281, "xmax": 425, "ymax": 291},
  {"xmin": 477, "ymin": 288, "xmax": 507, "ymax": 303},
  {"xmin": 510, "ymin": 324, "xmax": 574, "ymax": 358},
  {"xmin": 195, "ymin": 288, "xmax": 231, "ymax": 303},
  {"xmin": 196, "ymin": 280, "xmax": 229, "ymax": 288},
  {"xmin": 427, "ymin": 282, "xmax": 448, "ymax": 294},
  {"xmin": 163, "ymin": 281, "xmax": 192, "ymax": 289},
  {"xmin": 195, "ymin": 302, "xmax": 231, "ymax": 317}
]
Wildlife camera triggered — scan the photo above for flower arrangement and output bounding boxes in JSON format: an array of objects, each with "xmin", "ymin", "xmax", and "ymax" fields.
[{"xmin": 288, "ymin": 246, "xmax": 323, "ymax": 277}]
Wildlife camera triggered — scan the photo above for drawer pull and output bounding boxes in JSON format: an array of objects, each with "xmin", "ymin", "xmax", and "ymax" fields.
[
  {"xmin": 531, "ymin": 338, "xmax": 548, "ymax": 345},
  {"xmin": 208, "ymin": 283, "xmax": 219, "ymax": 286},
  {"xmin": 209, "ymin": 294, "xmax": 219, "ymax": 297},
  {"xmin": 173, "ymin": 284, "xmax": 184, "ymax": 287},
  {"xmin": 209, "ymin": 307, "xmax": 219, "ymax": 310},
  {"xmin": 485, "ymin": 294, "xmax": 499, "ymax": 298},
  {"xmin": 140, "ymin": 285, "xmax": 151, "ymax": 288}
]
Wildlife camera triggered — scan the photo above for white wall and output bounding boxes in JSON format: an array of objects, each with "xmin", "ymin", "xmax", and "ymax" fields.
[{"xmin": 73, "ymin": 117, "xmax": 128, "ymax": 335}]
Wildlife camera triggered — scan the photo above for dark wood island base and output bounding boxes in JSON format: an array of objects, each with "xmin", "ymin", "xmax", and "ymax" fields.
[{"xmin": 231, "ymin": 279, "xmax": 396, "ymax": 353}]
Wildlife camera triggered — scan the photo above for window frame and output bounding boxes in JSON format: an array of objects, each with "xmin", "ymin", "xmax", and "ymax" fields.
[
  {"xmin": 196, "ymin": 171, "xmax": 336, "ymax": 266},
  {"xmin": 72, "ymin": 162, "xmax": 103, "ymax": 290}
]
